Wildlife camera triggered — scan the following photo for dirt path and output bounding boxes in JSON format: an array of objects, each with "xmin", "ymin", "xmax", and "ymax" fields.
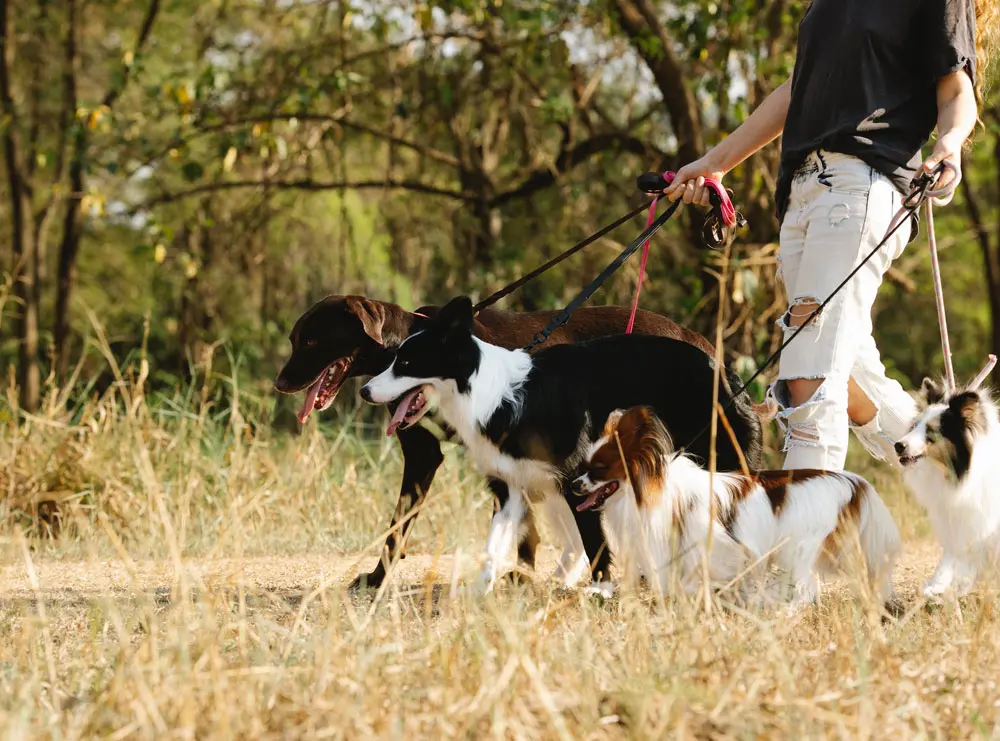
[{"xmin": 0, "ymin": 542, "xmax": 945, "ymax": 602}]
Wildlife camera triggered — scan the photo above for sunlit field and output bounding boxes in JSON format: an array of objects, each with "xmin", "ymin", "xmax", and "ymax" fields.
[{"xmin": 2, "ymin": 353, "xmax": 1000, "ymax": 741}]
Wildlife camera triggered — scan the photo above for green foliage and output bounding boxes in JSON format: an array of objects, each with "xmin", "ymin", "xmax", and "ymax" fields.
[{"xmin": 0, "ymin": 0, "xmax": 997, "ymax": 411}]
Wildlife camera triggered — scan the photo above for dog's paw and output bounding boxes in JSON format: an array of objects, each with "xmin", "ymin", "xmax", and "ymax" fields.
[
  {"xmin": 922, "ymin": 580, "xmax": 950, "ymax": 599},
  {"xmin": 584, "ymin": 581, "xmax": 616, "ymax": 600},
  {"xmin": 475, "ymin": 563, "xmax": 498, "ymax": 596}
]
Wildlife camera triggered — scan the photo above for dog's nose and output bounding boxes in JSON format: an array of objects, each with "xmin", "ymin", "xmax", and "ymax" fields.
[
  {"xmin": 360, "ymin": 385, "xmax": 374, "ymax": 403},
  {"xmin": 894, "ymin": 441, "xmax": 906, "ymax": 455},
  {"xmin": 274, "ymin": 376, "xmax": 290, "ymax": 393}
]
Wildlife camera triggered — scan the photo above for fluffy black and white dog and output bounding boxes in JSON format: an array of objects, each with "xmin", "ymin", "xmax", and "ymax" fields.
[
  {"xmin": 896, "ymin": 379, "xmax": 1000, "ymax": 598},
  {"xmin": 360, "ymin": 296, "xmax": 762, "ymax": 594}
]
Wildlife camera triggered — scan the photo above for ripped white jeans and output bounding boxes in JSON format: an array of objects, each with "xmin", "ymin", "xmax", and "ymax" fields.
[{"xmin": 770, "ymin": 150, "xmax": 918, "ymax": 470}]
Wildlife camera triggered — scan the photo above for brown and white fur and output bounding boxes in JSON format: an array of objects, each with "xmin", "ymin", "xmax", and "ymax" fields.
[
  {"xmin": 571, "ymin": 407, "xmax": 900, "ymax": 606},
  {"xmin": 895, "ymin": 380, "xmax": 1000, "ymax": 598}
]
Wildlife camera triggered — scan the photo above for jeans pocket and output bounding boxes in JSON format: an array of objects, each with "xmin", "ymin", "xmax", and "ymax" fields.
[{"xmin": 819, "ymin": 157, "xmax": 874, "ymax": 196}]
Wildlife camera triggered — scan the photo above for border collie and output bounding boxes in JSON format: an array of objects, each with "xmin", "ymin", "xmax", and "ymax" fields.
[
  {"xmin": 360, "ymin": 296, "xmax": 762, "ymax": 594},
  {"xmin": 895, "ymin": 380, "xmax": 1000, "ymax": 598},
  {"xmin": 571, "ymin": 407, "xmax": 900, "ymax": 606}
]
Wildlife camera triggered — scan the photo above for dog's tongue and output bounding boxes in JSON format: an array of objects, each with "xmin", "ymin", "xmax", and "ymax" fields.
[
  {"xmin": 296, "ymin": 370, "xmax": 326, "ymax": 424},
  {"xmin": 386, "ymin": 388, "xmax": 422, "ymax": 437},
  {"xmin": 576, "ymin": 491, "xmax": 603, "ymax": 513}
]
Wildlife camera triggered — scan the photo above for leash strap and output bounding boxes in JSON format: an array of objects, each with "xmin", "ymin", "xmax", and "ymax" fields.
[
  {"xmin": 473, "ymin": 202, "xmax": 651, "ymax": 314},
  {"xmin": 925, "ymin": 198, "xmax": 956, "ymax": 392},
  {"xmin": 626, "ymin": 171, "xmax": 675, "ymax": 334},
  {"xmin": 524, "ymin": 198, "xmax": 683, "ymax": 352}
]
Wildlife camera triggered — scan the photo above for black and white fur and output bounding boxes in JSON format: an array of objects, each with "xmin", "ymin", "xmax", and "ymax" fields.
[
  {"xmin": 360, "ymin": 296, "xmax": 762, "ymax": 594},
  {"xmin": 895, "ymin": 380, "xmax": 1000, "ymax": 598}
]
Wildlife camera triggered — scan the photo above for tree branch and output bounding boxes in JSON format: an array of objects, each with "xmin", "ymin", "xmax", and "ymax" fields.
[
  {"xmin": 102, "ymin": 0, "xmax": 160, "ymax": 109},
  {"xmin": 126, "ymin": 111, "xmax": 463, "ymax": 177},
  {"xmin": 492, "ymin": 132, "xmax": 656, "ymax": 206},
  {"xmin": 141, "ymin": 178, "xmax": 473, "ymax": 210},
  {"xmin": 612, "ymin": 0, "xmax": 703, "ymax": 165}
]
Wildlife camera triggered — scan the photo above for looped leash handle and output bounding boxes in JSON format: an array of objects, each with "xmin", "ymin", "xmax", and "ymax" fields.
[
  {"xmin": 636, "ymin": 171, "xmax": 746, "ymax": 251},
  {"xmin": 905, "ymin": 161, "xmax": 959, "ymax": 208}
]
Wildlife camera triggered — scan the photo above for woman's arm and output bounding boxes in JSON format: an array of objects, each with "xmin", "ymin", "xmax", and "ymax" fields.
[
  {"xmin": 921, "ymin": 68, "xmax": 978, "ymax": 205},
  {"xmin": 665, "ymin": 79, "xmax": 792, "ymax": 205}
]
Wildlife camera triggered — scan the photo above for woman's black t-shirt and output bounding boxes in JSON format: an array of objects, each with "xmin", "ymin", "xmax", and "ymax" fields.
[{"xmin": 775, "ymin": 0, "xmax": 977, "ymax": 221}]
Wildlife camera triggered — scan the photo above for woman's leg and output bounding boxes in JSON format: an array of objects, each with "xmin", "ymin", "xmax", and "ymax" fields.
[
  {"xmin": 847, "ymin": 335, "xmax": 920, "ymax": 463},
  {"xmin": 771, "ymin": 154, "xmax": 907, "ymax": 470}
]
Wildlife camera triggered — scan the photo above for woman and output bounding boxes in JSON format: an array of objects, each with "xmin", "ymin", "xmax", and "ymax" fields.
[{"xmin": 666, "ymin": 0, "xmax": 997, "ymax": 470}]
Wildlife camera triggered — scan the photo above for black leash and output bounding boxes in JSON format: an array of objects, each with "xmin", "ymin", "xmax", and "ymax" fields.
[
  {"xmin": 524, "ymin": 198, "xmax": 683, "ymax": 351},
  {"xmin": 678, "ymin": 167, "xmax": 943, "ymax": 457},
  {"xmin": 473, "ymin": 202, "xmax": 651, "ymax": 314}
]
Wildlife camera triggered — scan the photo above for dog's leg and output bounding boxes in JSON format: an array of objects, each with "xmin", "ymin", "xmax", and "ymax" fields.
[
  {"xmin": 786, "ymin": 538, "xmax": 823, "ymax": 608},
  {"xmin": 948, "ymin": 556, "xmax": 978, "ymax": 598},
  {"xmin": 537, "ymin": 492, "xmax": 589, "ymax": 588},
  {"xmin": 477, "ymin": 485, "xmax": 526, "ymax": 594},
  {"xmin": 571, "ymin": 504, "xmax": 613, "ymax": 594},
  {"xmin": 350, "ymin": 425, "xmax": 443, "ymax": 591},
  {"xmin": 924, "ymin": 555, "xmax": 958, "ymax": 598},
  {"xmin": 490, "ymin": 479, "xmax": 539, "ymax": 585}
]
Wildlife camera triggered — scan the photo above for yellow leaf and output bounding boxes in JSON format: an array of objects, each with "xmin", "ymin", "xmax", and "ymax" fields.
[
  {"xmin": 154, "ymin": 244, "xmax": 167, "ymax": 264},
  {"xmin": 185, "ymin": 261, "xmax": 198, "ymax": 279},
  {"xmin": 176, "ymin": 85, "xmax": 192, "ymax": 106},
  {"xmin": 123, "ymin": 50, "xmax": 134, "ymax": 67},
  {"xmin": 699, "ymin": 48, "xmax": 708, "ymax": 61},
  {"xmin": 223, "ymin": 147, "xmax": 238, "ymax": 173},
  {"xmin": 343, "ymin": 11, "xmax": 353, "ymax": 26},
  {"xmin": 168, "ymin": 148, "xmax": 180, "ymax": 160}
]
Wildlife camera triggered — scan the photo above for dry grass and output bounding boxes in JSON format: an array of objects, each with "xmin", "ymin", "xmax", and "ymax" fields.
[{"xmin": 3, "ymin": 364, "xmax": 1000, "ymax": 740}]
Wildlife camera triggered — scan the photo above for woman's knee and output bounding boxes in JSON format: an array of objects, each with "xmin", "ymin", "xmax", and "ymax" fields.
[{"xmin": 786, "ymin": 377, "xmax": 824, "ymax": 407}]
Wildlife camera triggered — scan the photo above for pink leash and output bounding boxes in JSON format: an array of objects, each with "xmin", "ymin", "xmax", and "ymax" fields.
[
  {"xmin": 922, "ymin": 163, "xmax": 996, "ymax": 391},
  {"xmin": 625, "ymin": 172, "xmax": 737, "ymax": 333}
]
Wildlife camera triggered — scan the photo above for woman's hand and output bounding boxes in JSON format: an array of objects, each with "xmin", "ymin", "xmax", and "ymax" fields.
[
  {"xmin": 663, "ymin": 156, "xmax": 726, "ymax": 206},
  {"xmin": 922, "ymin": 132, "xmax": 963, "ymax": 206}
]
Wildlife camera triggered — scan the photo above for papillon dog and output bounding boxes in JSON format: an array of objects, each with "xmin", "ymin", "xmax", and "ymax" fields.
[
  {"xmin": 571, "ymin": 406, "xmax": 900, "ymax": 607},
  {"xmin": 895, "ymin": 380, "xmax": 1000, "ymax": 598}
]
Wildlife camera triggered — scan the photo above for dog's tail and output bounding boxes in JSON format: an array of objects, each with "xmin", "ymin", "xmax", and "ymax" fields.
[{"xmin": 857, "ymin": 483, "xmax": 902, "ymax": 606}]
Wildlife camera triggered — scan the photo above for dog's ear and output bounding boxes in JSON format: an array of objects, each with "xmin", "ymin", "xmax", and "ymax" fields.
[
  {"xmin": 921, "ymin": 377, "xmax": 945, "ymax": 404},
  {"xmin": 949, "ymin": 390, "xmax": 984, "ymax": 424},
  {"xmin": 436, "ymin": 296, "xmax": 474, "ymax": 334},
  {"xmin": 345, "ymin": 296, "xmax": 386, "ymax": 346},
  {"xmin": 601, "ymin": 409, "xmax": 626, "ymax": 438},
  {"xmin": 622, "ymin": 408, "xmax": 669, "ymax": 505}
]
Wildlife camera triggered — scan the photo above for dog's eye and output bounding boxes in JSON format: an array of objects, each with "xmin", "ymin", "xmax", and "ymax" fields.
[
  {"xmin": 395, "ymin": 359, "xmax": 409, "ymax": 372},
  {"xmin": 926, "ymin": 428, "xmax": 939, "ymax": 443},
  {"xmin": 304, "ymin": 339, "xmax": 318, "ymax": 348}
]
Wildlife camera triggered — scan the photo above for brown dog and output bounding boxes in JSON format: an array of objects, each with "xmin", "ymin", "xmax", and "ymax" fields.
[{"xmin": 274, "ymin": 295, "xmax": 725, "ymax": 589}]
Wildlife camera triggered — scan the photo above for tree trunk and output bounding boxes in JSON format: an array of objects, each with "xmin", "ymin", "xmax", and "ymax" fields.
[
  {"xmin": 960, "ymin": 140, "xmax": 1000, "ymax": 375},
  {"xmin": 53, "ymin": 128, "xmax": 84, "ymax": 385},
  {"xmin": 0, "ymin": 0, "xmax": 40, "ymax": 412},
  {"xmin": 612, "ymin": 0, "xmax": 703, "ymax": 167}
]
